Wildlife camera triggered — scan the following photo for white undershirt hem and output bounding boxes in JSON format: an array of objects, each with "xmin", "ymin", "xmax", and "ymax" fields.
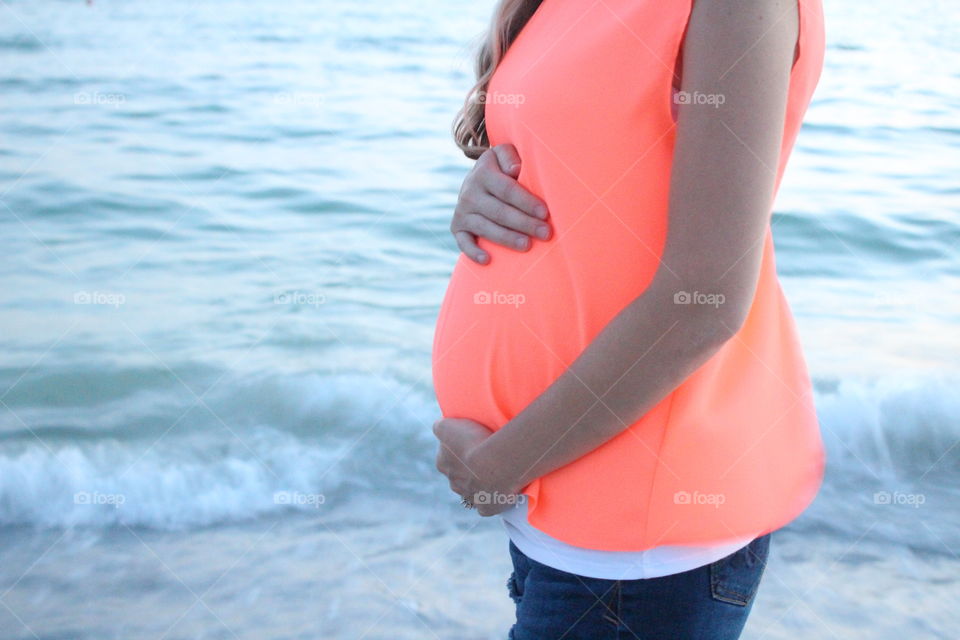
[{"xmin": 499, "ymin": 500, "xmax": 756, "ymax": 580}]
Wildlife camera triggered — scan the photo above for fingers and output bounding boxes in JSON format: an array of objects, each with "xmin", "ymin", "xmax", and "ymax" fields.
[
  {"xmin": 489, "ymin": 143, "xmax": 522, "ymax": 178},
  {"xmin": 480, "ymin": 158, "xmax": 549, "ymax": 223},
  {"xmin": 453, "ymin": 230, "xmax": 489, "ymax": 264},
  {"xmin": 458, "ymin": 189, "xmax": 552, "ymax": 250},
  {"xmin": 461, "ymin": 208, "xmax": 535, "ymax": 252},
  {"xmin": 436, "ymin": 457, "xmax": 465, "ymax": 496},
  {"xmin": 450, "ymin": 144, "xmax": 552, "ymax": 262},
  {"xmin": 479, "ymin": 190, "xmax": 551, "ymax": 242}
]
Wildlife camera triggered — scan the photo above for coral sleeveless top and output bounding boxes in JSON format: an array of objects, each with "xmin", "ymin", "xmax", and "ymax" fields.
[{"xmin": 432, "ymin": 0, "xmax": 826, "ymax": 551}]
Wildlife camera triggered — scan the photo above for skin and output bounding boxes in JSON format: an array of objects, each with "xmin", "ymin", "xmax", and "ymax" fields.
[
  {"xmin": 449, "ymin": 144, "xmax": 552, "ymax": 264},
  {"xmin": 435, "ymin": 0, "xmax": 801, "ymax": 517}
]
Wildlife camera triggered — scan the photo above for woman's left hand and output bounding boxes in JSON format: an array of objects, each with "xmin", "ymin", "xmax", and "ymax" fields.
[{"xmin": 432, "ymin": 417, "xmax": 520, "ymax": 517}]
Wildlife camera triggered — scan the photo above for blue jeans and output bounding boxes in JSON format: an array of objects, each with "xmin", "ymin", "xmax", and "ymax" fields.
[{"xmin": 506, "ymin": 533, "xmax": 771, "ymax": 640}]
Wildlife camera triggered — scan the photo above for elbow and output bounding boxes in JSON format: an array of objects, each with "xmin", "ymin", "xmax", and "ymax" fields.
[
  {"xmin": 642, "ymin": 264, "xmax": 758, "ymax": 351},
  {"xmin": 708, "ymin": 291, "xmax": 751, "ymax": 341},
  {"xmin": 665, "ymin": 286, "xmax": 752, "ymax": 349}
]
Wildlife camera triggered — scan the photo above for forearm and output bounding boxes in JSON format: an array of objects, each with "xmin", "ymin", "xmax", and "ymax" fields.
[{"xmin": 469, "ymin": 273, "xmax": 740, "ymax": 493}]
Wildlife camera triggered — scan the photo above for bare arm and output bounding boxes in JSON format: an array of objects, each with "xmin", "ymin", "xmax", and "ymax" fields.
[{"xmin": 466, "ymin": 0, "xmax": 800, "ymax": 493}]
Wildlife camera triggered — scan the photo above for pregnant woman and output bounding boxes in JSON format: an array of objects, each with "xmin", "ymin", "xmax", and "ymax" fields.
[{"xmin": 432, "ymin": 0, "xmax": 826, "ymax": 637}]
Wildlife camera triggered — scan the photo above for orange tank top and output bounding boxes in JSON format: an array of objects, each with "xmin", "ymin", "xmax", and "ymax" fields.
[{"xmin": 432, "ymin": 0, "xmax": 827, "ymax": 551}]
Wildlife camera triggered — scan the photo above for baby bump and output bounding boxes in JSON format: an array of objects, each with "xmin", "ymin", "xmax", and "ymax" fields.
[
  {"xmin": 431, "ymin": 250, "xmax": 583, "ymax": 431},
  {"xmin": 431, "ymin": 196, "xmax": 663, "ymax": 431}
]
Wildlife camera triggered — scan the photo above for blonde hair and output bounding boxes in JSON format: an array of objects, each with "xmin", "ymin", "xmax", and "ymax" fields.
[{"xmin": 452, "ymin": 0, "xmax": 543, "ymax": 159}]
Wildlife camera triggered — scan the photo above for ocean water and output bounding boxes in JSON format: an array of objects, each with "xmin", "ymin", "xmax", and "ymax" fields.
[{"xmin": 0, "ymin": 0, "xmax": 957, "ymax": 638}]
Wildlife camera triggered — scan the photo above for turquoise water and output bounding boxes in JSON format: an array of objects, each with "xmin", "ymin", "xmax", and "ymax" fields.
[{"xmin": 0, "ymin": 0, "xmax": 957, "ymax": 638}]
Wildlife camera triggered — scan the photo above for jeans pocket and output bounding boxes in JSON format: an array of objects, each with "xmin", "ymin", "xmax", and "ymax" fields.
[
  {"xmin": 506, "ymin": 540, "xmax": 527, "ymax": 605},
  {"xmin": 709, "ymin": 533, "xmax": 771, "ymax": 606},
  {"xmin": 506, "ymin": 570, "xmax": 523, "ymax": 605}
]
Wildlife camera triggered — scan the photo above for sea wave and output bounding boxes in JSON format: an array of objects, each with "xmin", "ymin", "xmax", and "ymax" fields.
[{"xmin": 0, "ymin": 371, "xmax": 956, "ymax": 553}]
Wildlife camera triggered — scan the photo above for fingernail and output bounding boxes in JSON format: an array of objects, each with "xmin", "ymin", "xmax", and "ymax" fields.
[
  {"xmin": 536, "ymin": 206, "xmax": 548, "ymax": 219},
  {"xmin": 477, "ymin": 252, "xmax": 488, "ymax": 263},
  {"xmin": 536, "ymin": 225, "xmax": 550, "ymax": 240},
  {"xmin": 515, "ymin": 237, "xmax": 528, "ymax": 250},
  {"xmin": 509, "ymin": 163, "xmax": 521, "ymax": 173}
]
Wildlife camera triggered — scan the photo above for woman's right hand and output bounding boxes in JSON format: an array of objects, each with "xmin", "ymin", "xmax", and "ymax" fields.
[{"xmin": 451, "ymin": 144, "xmax": 552, "ymax": 264}]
